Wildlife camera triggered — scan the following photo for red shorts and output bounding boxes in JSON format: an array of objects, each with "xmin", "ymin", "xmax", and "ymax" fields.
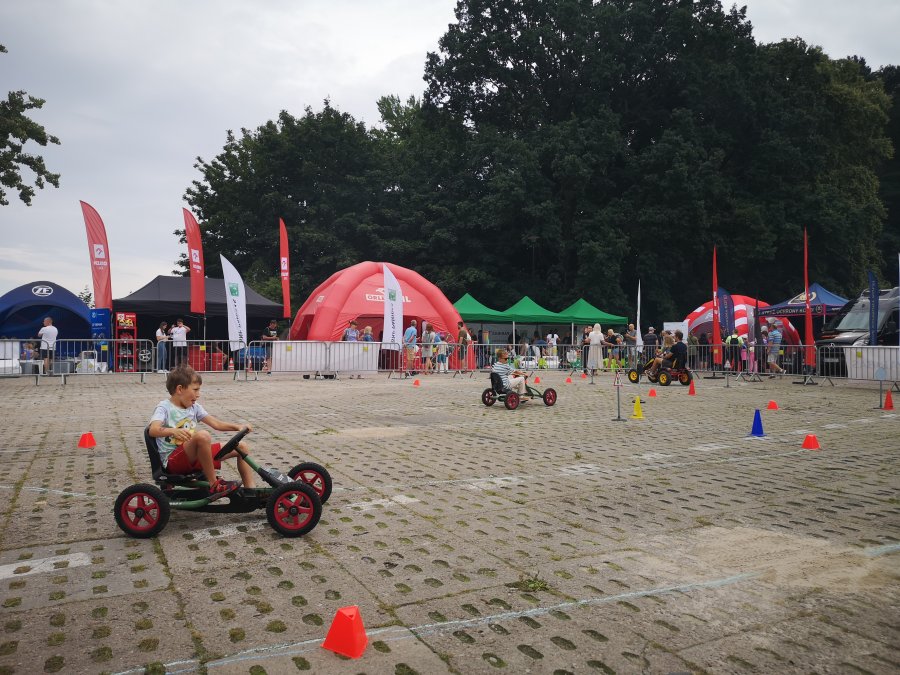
[{"xmin": 166, "ymin": 443, "xmax": 222, "ymax": 474}]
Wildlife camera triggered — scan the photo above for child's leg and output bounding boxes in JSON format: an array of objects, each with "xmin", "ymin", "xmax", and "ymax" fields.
[
  {"xmin": 220, "ymin": 442, "xmax": 256, "ymax": 488},
  {"xmin": 181, "ymin": 430, "xmax": 218, "ymax": 484}
]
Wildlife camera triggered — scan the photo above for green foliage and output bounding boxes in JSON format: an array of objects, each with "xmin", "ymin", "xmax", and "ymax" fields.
[
  {"xmin": 0, "ymin": 45, "xmax": 61, "ymax": 206},
  {"xmin": 183, "ymin": 1, "xmax": 896, "ymax": 320}
]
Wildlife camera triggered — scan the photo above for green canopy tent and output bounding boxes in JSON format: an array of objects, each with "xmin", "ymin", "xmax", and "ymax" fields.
[
  {"xmin": 453, "ymin": 293, "xmax": 508, "ymax": 322},
  {"xmin": 558, "ymin": 298, "xmax": 627, "ymax": 325},
  {"xmin": 501, "ymin": 296, "xmax": 570, "ymax": 344}
]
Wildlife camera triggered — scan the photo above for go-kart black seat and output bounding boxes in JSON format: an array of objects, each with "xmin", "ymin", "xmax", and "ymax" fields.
[
  {"xmin": 143, "ymin": 425, "xmax": 203, "ymax": 484},
  {"xmin": 490, "ymin": 372, "xmax": 513, "ymax": 395}
]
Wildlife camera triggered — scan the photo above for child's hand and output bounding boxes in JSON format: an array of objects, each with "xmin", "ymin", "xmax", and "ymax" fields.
[{"xmin": 172, "ymin": 428, "xmax": 193, "ymax": 443}]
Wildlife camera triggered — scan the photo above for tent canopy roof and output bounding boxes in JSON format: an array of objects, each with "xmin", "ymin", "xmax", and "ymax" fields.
[
  {"xmin": 0, "ymin": 280, "xmax": 91, "ymax": 339},
  {"xmin": 558, "ymin": 298, "xmax": 627, "ymax": 325},
  {"xmin": 454, "ymin": 293, "xmax": 507, "ymax": 322},
  {"xmin": 502, "ymin": 296, "xmax": 566, "ymax": 323},
  {"xmin": 757, "ymin": 282, "xmax": 849, "ymax": 317},
  {"xmin": 113, "ymin": 276, "xmax": 281, "ymax": 318}
]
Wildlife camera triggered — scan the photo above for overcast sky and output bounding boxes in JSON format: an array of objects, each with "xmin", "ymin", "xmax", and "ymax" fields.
[{"xmin": 1, "ymin": 0, "xmax": 897, "ymax": 299}]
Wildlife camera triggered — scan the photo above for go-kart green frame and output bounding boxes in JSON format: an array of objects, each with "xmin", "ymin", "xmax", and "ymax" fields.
[
  {"xmin": 481, "ymin": 372, "xmax": 557, "ymax": 410},
  {"xmin": 114, "ymin": 427, "xmax": 332, "ymax": 538}
]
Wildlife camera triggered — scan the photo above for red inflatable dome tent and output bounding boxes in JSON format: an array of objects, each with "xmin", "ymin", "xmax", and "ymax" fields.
[{"xmin": 289, "ymin": 261, "xmax": 464, "ymax": 343}]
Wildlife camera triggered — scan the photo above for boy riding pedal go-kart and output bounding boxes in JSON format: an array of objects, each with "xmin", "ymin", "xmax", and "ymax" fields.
[{"xmin": 114, "ymin": 365, "xmax": 332, "ymax": 538}]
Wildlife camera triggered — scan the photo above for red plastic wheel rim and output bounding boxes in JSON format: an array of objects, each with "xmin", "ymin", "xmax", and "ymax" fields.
[
  {"xmin": 294, "ymin": 469, "xmax": 327, "ymax": 499},
  {"xmin": 120, "ymin": 493, "xmax": 161, "ymax": 533},
  {"xmin": 544, "ymin": 389, "xmax": 557, "ymax": 405},
  {"xmin": 273, "ymin": 490, "xmax": 315, "ymax": 531}
]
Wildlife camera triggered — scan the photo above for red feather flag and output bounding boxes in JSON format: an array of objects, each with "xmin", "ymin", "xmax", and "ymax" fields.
[
  {"xmin": 804, "ymin": 228, "xmax": 816, "ymax": 368},
  {"xmin": 279, "ymin": 218, "xmax": 291, "ymax": 318},
  {"xmin": 182, "ymin": 209, "xmax": 206, "ymax": 315},
  {"xmin": 79, "ymin": 201, "xmax": 113, "ymax": 310},
  {"xmin": 712, "ymin": 246, "xmax": 723, "ymax": 365}
]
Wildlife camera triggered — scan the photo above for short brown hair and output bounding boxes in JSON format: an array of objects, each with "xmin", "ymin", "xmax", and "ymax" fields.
[{"xmin": 166, "ymin": 364, "xmax": 202, "ymax": 394}]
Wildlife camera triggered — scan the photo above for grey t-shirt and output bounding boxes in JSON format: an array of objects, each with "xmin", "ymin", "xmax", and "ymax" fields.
[{"xmin": 150, "ymin": 399, "xmax": 209, "ymax": 465}]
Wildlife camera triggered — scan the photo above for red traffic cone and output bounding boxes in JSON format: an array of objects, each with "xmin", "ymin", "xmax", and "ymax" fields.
[
  {"xmin": 580, "ymin": 372, "xmax": 588, "ymax": 379},
  {"xmin": 883, "ymin": 390, "xmax": 894, "ymax": 411},
  {"xmin": 534, "ymin": 376, "xmax": 541, "ymax": 384},
  {"xmin": 322, "ymin": 605, "xmax": 368, "ymax": 659},
  {"xmin": 688, "ymin": 380, "xmax": 696, "ymax": 396},
  {"xmin": 78, "ymin": 432, "xmax": 97, "ymax": 449},
  {"xmin": 767, "ymin": 400, "xmax": 779, "ymax": 410},
  {"xmin": 648, "ymin": 388, "xmax": 657, "ymax": 398},
  {"xmin": 565, "ymin": 376, "xmax": 572, "ymax": 384},
  {"xmin": 412, "ymin": 379, "xmax": 421, "ymax": 387},
  {"xmin": 802, "ymin": 434, "xmax": 821, "ymax": 450}
]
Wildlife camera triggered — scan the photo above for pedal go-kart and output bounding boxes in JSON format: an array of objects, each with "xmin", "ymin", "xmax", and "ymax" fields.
[
  {"xmin": 481, "ymin": 372, "xmax": 558, "ymax": 410},
  {"xmin": 626, "ymin": 356, "xmax": 693, "ymax": 387},
  {"xmin": 114, "ymin": 427, "xmax": 332, "ymax": 538}
]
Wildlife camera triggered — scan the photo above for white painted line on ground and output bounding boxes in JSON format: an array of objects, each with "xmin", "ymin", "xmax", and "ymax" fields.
[
  {"xmin": 823, "ymin": 423, "xmax": 847, "ymax": 429},
  {"xmin": 0, "ymin": 484, "xmax": 91, "ymax": 498},
  {"xmin": 346, "ymin": 494, "xmax": 420, "ymax": 510},
  {"xmin": 0, "ymin": 552, "xmax": 91, "ymax": 580},
  {"xmin": 181, "ymin": 521, "xmax": 268, "ymax": 543},
  {"xmin": 864, "ymin": 542, "xmax": 900, "ymax": 557}
]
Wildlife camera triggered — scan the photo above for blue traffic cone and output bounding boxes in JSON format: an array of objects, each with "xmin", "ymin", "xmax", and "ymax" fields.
[{"xmin": 749, "ymin": 409, "xmax": 765, "ymax": 437}]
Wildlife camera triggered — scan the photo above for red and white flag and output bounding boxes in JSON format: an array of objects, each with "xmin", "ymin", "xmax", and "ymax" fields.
[
  {"xmin": 803, "ymin": 228, "xmax": 816, "ymax": 368},
  {"xmin": 711, "ymin": 246, "xmax": 723, "ymax": 365},
  {"xmin": 279, "ymin": 218, "xmax": 291, "ymax": 318},
  {"xmin": 182, "ymin": 209, "xmax": 206, "ymax": 314},
  {"xmin": 79, "ymin": 201, "xmax": 113, "ymax": 310}
]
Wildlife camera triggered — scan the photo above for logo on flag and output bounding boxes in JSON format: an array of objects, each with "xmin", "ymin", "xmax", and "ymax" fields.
[
  {"xmin": 388, "ymin": 289, "xmax": 397, "ymax": 302},
  {"xmin": 191, "ymin": 249, "xmax": 201, "ymax": 264},
  {"xmin": 280, "ymin": 257, "xmax": 288, "ymax": 271},
  {"xmin": 229, "ymin": 283, "xmax": 240, "ymax": 297},
  {"xmin": 93, "ymin": 244, "xmax": 106, "ymax": 259}
]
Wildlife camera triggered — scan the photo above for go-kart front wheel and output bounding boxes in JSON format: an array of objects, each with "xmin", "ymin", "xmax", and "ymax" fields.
[
  {"xmin": 266, "ymin": 482, "xmax": 322, "ymax": 537},
  {"xmin": 627, "ymin": 369, "xmax": 640, "ymax": 384},
  {"xmin": 481, "ymin": 388, "xmax": 497, "ymax": 406},
  {"xmin": 658, "ymin": 371, "xmax": 671, "ymax": 386},
  {"xmin": 504, "ymin": 392, "xmax": 520, "ymax": 410},
  {"xmin": 542, "ymin": 388, "xmax": 557, "ymax": 406},
  {"xmin": 114, "ymin": 484, "xmax": 170, "ymax": 538},
  {"xmin": 679, "ymin": 371, "xmax": 692, "ymax": 385},
  {"xmin": 288, "ymin": 462, "xmax": 333, "ymax": 503}
]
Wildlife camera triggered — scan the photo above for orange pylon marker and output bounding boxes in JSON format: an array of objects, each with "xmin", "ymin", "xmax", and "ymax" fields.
[
  {"xmin": 883, "ymin": 390, "xmax": 894, "ymax": 411},
  {"xmin": 412, "ymin": 379, "xmax": 421, "ymax": 387},
  {"xmin": 78, "ymin": 432, "xmax": 96, "ymax": 449},
  {"xmin": 534, "ymin": 376, "xmax": 541, "ymax": 384},
  {"xmin": 688, "ymin": 380, "xmax": 696, "ymax": 396},
  {"xmin": 322, "ymin": 605, "xmax": 368, "ymax": 659},
  {"xmin": 767, "ymin": 400, "xmax": 779, "ymax": 410},
  {"xmin": 565, "ymin": 376, "xmax": 573, "ymax": 384},
  {"xmin": 802, "ymin": 434, "xmax": 821, "ymax": 451},
  {"xmin": 580, "ymin": 372, "xmax": 588, "ymax": 379},
  {"xmin": 648, "ymin": 389, "xmax": 657, "ymax": 398}
]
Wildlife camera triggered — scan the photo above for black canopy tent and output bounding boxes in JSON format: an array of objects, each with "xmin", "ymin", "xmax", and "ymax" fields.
[{"xmin": 113, "ymin": 276, "xmax": 282, "ymax": 341}]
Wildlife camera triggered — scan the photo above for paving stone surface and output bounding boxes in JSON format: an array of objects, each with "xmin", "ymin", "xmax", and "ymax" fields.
[{"xmin": 0, "ymin": 370, "xmax": 897, "ymax": 674}]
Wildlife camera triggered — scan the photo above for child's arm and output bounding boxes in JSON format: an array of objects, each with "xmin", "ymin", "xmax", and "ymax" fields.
[
  {"xmin": 201, "ymin": 415, "xmax": 252, "ymax": 434},
  {"xmin": 148, "ymin": 419, "xmax": 193, "ymax": 445}
]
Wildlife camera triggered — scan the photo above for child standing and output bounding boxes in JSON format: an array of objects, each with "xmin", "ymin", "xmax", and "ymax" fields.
[{"xmin": 148, "ymin": 365, "xmax": 256, "ymax": 500}]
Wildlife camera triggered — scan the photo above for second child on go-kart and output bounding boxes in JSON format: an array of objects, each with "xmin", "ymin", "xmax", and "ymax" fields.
[
  {"xmin": 148, "ymin": 364, "xmax": 257, "ymax": 500},
  {"xmin": 646, "ymin": 330, "xmax": 688, "ymax": 378}
]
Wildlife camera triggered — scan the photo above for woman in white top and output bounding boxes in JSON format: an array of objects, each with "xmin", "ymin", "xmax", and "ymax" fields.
[
  {"xmin": 587, "ymin": 323, "xmax": 604, "ymax": 374},
  {"xmin": 155, "ymin": 321, "xmax": 169, "ymax": 373}
]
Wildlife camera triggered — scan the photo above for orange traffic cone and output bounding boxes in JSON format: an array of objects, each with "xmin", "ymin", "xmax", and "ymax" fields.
[
  {"xmin": 412, "ymin": 379, "xmax": 421, "ymax": 387},
  {"xmin": 322, "ymin": 605, "xmax": 368, "ymax": 659},
  {"xmin": 688, "ymin": 380, "xmax": 696, "ymax": 396},
  {"xmin": 648, "ymin": 389, "xmax": 657, "ymax": 398},
  {"xmin": 534, "ymin": 376, "xmax": 541, "ymax": 384},
  {"xmin": 883, "ymin": 390, "xmax": 894, "ymax": 411},
  {"xmin": 228, "ymin": 357, "xmax": 234, "ymax": 372},
  {"xmin": 767, "ymin": 400, "xmax": 779, "ymax": 410},
  {"xmin": 78, "ymin": 432, "xmax": 96, "ymax": 449},
  {"xmin": 580, "ymin": 372, "xmax": 588, "ymax": 379},
  {"xmin": 565, "ymin": 376, "xmax": 572, "ymax": 384},
  {"xmin": 802, "ymin": 434, "xmax": 821, "ymax": 450}
]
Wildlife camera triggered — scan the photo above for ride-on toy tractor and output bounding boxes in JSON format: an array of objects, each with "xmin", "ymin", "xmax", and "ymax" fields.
[
  {"xmin": 114, "ymin": 427, "xmax": 332, "ymax": 538},
  {"xmin": 481, "ymin": 372, "xmax": 558, "ymax": 410},
  {"xmin": 626, "ymin": 355, "xmax": 693, "ymax": 387}
]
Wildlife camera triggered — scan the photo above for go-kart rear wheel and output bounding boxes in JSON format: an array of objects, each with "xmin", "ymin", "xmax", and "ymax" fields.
[
  {"xmin": 627, "ymin": 369, "xmax": 640, "ymax": 384},
  {"xmin": 266, "ymin": 482, "xmax": 322, "ymax": 537},
  {"xmin": 658, "ymin": 371, "xmax": 671, "ymax": 386},
  {"xmin": 679, "ymin": 371, "xmax": 692, "ymax": 385},
  {"xmin": 504, "ymin": 392, "xmax": 520, "ymax": 410},
  {"xmin": 481, "ymin": 388, "xmax": 497, "ymax": 406},
  {"xmin": 288, "ymin": 462, "xmax": 333, "ymax": 503},
  {"xmin": 114, "ymin": 484, "xmax": 170, "ymax": 538},
  {"xmin": 542, "ymin": 388, "xmax": 557, "ymax": 406}
]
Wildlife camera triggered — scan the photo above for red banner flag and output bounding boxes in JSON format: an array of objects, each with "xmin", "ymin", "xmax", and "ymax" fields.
[
  {"xmin": 279, "ymin": 218, "xmax": 291, "ymax": 318},
  {"xmin": 803, "ymin": 228, "xmax": 816, "ymax": 368},
  {"xmin": 711, "ymin": 246, "xmax": 723, "ymax": 365},
  {"xmin": 182, "ymin": 209, "xmax": 206, "ymax": 315},
  {"xmin": 79, "ymin": 201, "xmax": 113, "ymax": 310}
]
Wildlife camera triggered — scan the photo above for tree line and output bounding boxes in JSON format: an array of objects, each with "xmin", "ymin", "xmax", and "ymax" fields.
[{"xmin": 179, "ymin": 0, "xmax": 899, "ymax": 325}]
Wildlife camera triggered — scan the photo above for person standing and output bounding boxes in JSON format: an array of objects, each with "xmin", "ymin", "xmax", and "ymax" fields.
[
  {"xmin": 623, "ymin": 323, "xmax": 637, "ymax": 367},
  {"xmin": 156, "ymin": 321, "xmax": 170, "ymax": 373},
  {"xmin": 580, "ymin": 325, "xmax": 591, "ymax": 374},
  {"xmin": 341, "ymin": 320, "xmax": 359, "ymax": 342},
  {"xmin": 38, "ymin": 316, "xmax": 58, "ymax": 375},
  {"xmin": 546, "ymin": 330, "xmax": 559, "ymax": 357},
  {"xmin": 168, "ymin": 318, "xmax": 190, "ymax": 367},
  {"xmin": 687, "ymin": 330, "xmax": 699, "ymax": 370},
  {"xmin": 587, "ymin": 323, "xmax": 604, "ymax": 375},
  {"xmin": 766, "ymin": 323, "xmax": 785, "ymax": 376},
  {"xmin": 456, "ymin": 321, "xmax": 470, "ymax": 372},
  {"xmin": 421, "ymin": 322, "xmax": 436, "ymax": 374},
  {"xmin": 403, "ymin": 319, "xmax": 418, "ymax": 375},
  {"xmin": 261, "ymin": 319, "xmax": 279, "ymax": 374},
  {"xmin": 642, "ymin": 326, "xmax": 659, "ymax": 361}
]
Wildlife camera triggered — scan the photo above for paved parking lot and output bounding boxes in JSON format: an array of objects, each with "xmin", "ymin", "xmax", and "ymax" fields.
[{"xmin": 0, "ymin": 370, "xmax": 897, "ymax": 674}]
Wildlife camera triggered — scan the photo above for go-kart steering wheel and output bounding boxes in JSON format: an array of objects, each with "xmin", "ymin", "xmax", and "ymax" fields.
[{"xmin": 214, "ymin": 426, "xmax": 250, "ymax": 460}]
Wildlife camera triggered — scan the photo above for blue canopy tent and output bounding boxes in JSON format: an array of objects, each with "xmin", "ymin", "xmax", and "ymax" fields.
[
  {"xmin": 758, "ymin": 283, "xmax": 848, "ymax": 318},
  {"xmin": 0, "ymin": 281, "xmax": 91, "ymax": 339}
]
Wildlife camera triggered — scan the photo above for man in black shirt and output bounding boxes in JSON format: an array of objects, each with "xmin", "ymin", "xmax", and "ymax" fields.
[{"xmin": 647, "ymin": 330, "xmax": 688, "ymax": 377}]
